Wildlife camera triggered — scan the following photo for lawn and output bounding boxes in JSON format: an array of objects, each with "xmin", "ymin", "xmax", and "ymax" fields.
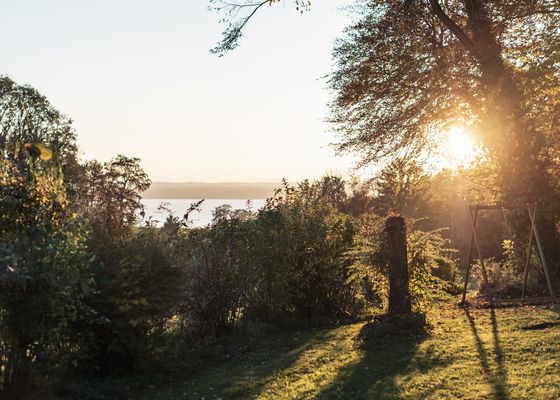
[{"xmin": 57, "ymin": 302, "xmax": 560, "ymax": 400}]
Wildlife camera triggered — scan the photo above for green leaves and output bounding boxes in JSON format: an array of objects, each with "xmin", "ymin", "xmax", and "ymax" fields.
[
  {"xmin": 0, "ymin": 155, "xmax": 91, "ymax": 393},
  {"xmin": 1, "ymin": 76, "xmax": 78, "ymax": 163}
]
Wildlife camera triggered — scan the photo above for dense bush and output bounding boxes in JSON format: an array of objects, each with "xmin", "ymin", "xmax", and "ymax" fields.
[
  {"xmin": 407, "ymin": 228, "xmax": 460, "ymax": 310},
  {"xmin": 249, "ymin": 181, "xmax": 358, "ymax": 320},
  {"xmin": 173, "ymin": 182, "xmax": 361, "ymax": 340},
  {"xmin": 0, "ymin": 150, "xmax": 90, "ymax": 398},
  {"xmin": 176, "ymin": 209, "xmax": 255, "ymax": 339},
  {"xmin": 77, "ymin": 227, "xmax": 184, "ymax": 374},
  {"xmin": 71, "ymin": 156, "xmax": 185, "ymax": 373}
]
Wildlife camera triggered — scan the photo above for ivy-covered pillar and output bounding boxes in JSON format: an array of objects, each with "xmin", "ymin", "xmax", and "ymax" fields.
[{"xmin": 385, "ymin": 216, "xmax": 411, "ymax": 314}]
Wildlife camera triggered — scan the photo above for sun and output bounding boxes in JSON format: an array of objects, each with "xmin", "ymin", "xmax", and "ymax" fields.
[{"xmin": 444, "ymin": 126, "xmax": 476, "ymax": 167}]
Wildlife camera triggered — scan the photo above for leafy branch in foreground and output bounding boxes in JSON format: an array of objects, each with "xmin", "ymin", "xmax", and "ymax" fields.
[{"xmin": 209, "ymin": 0, "xmax": 310, "ymax": 55}]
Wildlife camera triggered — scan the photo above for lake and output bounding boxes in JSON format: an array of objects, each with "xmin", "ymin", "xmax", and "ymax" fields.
[{"xmin": 141, "ymin": 199, "xmax": 267, "ymax": 227}]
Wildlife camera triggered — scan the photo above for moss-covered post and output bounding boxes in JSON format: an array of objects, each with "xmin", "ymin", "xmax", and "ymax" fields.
[{"xmin": 386, "ymin": 216, "xmax": 411, "ymax": 314}]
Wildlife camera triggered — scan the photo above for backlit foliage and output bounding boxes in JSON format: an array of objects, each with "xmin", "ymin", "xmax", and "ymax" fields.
[{"xmin": 0, "ymin": 147, "xmax": 90, "ymax": 397}]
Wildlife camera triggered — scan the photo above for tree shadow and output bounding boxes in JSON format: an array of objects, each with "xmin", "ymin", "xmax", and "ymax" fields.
[
  {"xmin": 464, "ymin": 307, "xmax": 509, "ymax": 400},
  {"xmin": 162, "ymin": 327, "xmax": 342, "ymax": 400},
  {"xmin": 314, "ymin": 329, "xmax": 446, "ymax": 399},
  {"xmin": 219, "ymin": 328, "xmax": 341, "ymax": 399}
]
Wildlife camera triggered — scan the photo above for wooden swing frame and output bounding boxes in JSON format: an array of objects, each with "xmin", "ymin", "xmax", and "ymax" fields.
[{"xmin": 461, "ymin": 204, "xmax": 556, "ymax": 304}]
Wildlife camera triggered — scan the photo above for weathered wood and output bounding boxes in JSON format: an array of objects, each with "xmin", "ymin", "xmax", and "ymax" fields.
[
  {"xmin": 385, "ymin": 216, "xmax": 411, "ymax": 314},
  {"xmin": 462, "ymin": 207, "xmax": 478, "ymax": 303},
  {"xmin": 469, "ymin": 206, "xmax": 488, "ymax": 286},
  {"xmin": 528, "ymin": 207, "xmax": 555, "ymax": 297},
  {"xmin": 521, "ymin": 206, "xmax": 535, "ymax": 298}
]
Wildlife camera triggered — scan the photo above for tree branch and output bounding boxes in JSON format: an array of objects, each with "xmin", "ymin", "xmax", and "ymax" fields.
[
  {"xmin": 210, "ymin": 0, "xmax": 270, "ymax": 55},
  {"xmin": 429, "ymin": 0, "xmax": 474, "ymax": 52},
  {"xmin": 210, "ymin": 0, "xmax": 311, "ymax": 56}
]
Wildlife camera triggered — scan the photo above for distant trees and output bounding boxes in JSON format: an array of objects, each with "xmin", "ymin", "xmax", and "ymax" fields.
[
  {"xmin": 371, "ymin": 158, "xmax": 431, "ymax": 218},
  {"xmin": 77, "ymin": 155, "xmax": 151, "ymax": 232}
]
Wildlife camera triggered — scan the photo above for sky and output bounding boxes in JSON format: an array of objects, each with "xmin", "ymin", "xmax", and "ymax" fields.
[{"xmin": 0, "ymin": 0, "xmax": 359, "ymax": 182}]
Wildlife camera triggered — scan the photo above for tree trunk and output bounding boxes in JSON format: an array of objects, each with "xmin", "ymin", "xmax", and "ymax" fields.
[
  {"xmin": 428, "ymin": 0, "xmax": 560, "ymax": 289},
  {"xmin": 463, "ymin": 1, "xmax": 539, "ymax": 196},
  {"xmin": 463, "ymin": 1, "xmax": 559, "ymax": 289}
]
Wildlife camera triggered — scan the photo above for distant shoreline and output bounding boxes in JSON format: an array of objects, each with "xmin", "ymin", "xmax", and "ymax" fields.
[{"xmin": 142, "ymin": 182, "xmax": 280, "ymax": 200}]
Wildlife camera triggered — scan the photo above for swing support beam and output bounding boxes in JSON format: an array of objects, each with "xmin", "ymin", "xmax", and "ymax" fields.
[{"xmin": 461, "ymin": 204, "xmax": 556, "ymax": 304}]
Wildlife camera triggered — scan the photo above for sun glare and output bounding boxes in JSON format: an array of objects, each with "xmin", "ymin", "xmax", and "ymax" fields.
[{"xmin": 444, "ymin": 126, "xmax": 476, "ymax": 168}]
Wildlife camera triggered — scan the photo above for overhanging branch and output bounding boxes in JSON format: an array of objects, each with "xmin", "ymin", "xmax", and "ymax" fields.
[{"xmin": 210, "ymin": 0, "xmax": 270, "ymax": 55}]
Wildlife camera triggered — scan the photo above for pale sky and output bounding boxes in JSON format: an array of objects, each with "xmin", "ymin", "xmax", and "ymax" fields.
[{"xmin": 0, "ymin": 0, "xmax": 358, "ymax": 182}]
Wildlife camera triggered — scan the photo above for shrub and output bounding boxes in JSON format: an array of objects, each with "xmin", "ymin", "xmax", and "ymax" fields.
[
  {"xmin": 470, "ymin": 240, "xmax": 538, "ymax": 298},
  {"xmin": 173, "ymin": 180, "xmax": 363, "ymax": 340},
  {"xmin": 352, "ymin": 215, "xmax": 459, "ymax": 313},
  {"xmin": 77, "ymin": 227, "xmax": 183, "ymax": 374},
  {"xmin": 0, "ymin": 151, "xmax": 90, "ymax": 398},
  {"xmin": 407, "ymin": 228, "xmax": 459, "ymax": 310},
  {"xmin": 176, "ymin": 211, "xmax": 255, "ymax": 339},
  {"xmin": 246, "ymin": 181, "xmax": 359, "ymax": 321},
  {"xmin": 71, "ymin": 155, "xmax": 183, "ymax": 374}
]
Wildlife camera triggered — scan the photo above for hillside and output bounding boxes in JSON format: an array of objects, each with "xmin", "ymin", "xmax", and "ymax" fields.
[
  {"xmin": 57, "ymin": 302, "xmax": 560, "ymax": 400},
  {"xmin": 142, "ymin": 182, "xmax": 280, "ymax": 199}
]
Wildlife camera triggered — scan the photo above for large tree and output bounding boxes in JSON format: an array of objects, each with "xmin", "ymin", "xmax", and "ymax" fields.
[
  {"xmin": 211, "ymin": 0, "xmax": 559, "ymax": 199},
  {"xmin": 211, "ymin": 0, "xmax": 560, "ymax": 285},
  {"xmin": 329, "ymin": 1, "xmax": 560, "ymax": 201}
]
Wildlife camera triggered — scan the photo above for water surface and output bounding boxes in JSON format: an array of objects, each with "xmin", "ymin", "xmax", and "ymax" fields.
[{"xmin": 141, "ymin": 198, "xmax": 266, "ymax": 227}]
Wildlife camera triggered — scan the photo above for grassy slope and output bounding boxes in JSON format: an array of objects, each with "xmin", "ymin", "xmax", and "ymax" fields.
[{"xmin": 58, "ymin": 303, "xmax": 560, "ymax": 400}]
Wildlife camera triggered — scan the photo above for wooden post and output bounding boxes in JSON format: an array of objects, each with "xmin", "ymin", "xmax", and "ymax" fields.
[
  {"xmin": 386, "ymin": 216, "xmax": 411, "ymax": 314},
  {"xmin": 528, "ymin": 207, "xmax": 555, "ymax": 298},
  {"xmin": 469, "ymin": 206, "xmax": 488, "ymax": 287},
  {"xmin": 462, "ymin": 207, "xmax": 478, "ymax": 303},
  {"xmin": 521, "ymin": 206, "xmax": 536, "ymax": 298}
]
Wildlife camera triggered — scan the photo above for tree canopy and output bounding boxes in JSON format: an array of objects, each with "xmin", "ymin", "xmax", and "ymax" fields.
[
  {"xmin": 211, "ymin": 1, "xmax": 560, "ymax": 202},
  {"xmin": 329, "ymin": 1, "xmax": 560, "ymax": 199},
  {"xmin": 0, "ymin": 75, "xmax": 78, "ymax": 164}
]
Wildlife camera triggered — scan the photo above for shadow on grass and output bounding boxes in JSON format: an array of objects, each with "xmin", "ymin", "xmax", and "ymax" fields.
[
  {"xmin": 148, "ymin": 327, "xmax": 343, "ymax": 400},
  {"xmin": 55, "ymin": 328, "xmax": 330, "ymax": 400},
  {"xmin": 464, "ymin": 308, "xmax": 509, "ymax": 400},
  {"xmin": 521, "ymin": 321, "xmax": 560, "ymax": 330},
  {"xmin": 216, "ymin": 329, "xmax": 338, "ymax": 399},
  {"xmin": 313, "ymin": 329, "xmax": 441, "ymax": 399}
]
